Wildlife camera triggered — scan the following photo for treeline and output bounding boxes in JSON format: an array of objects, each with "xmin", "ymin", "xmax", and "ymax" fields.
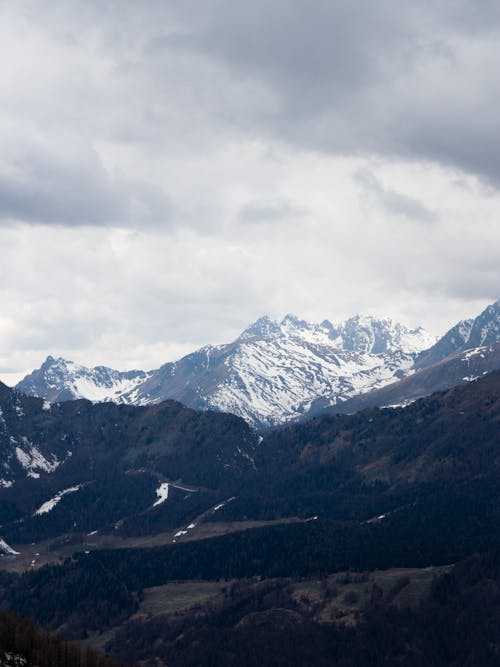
[
  {"xmin": 3, "ymin": 475, "xmax": 500, "ymax": 639},
  {"xmin": 3, "ymin": 473, "xmax": 222, "ymax": 545},
  {"xmin": 3, "ymin": 473, "xmax": 158, "ymax": 544},
  {"xmin": 2, "ymin": 558, "xmax": 138, "ymax": 639},
  {"xmin": 107, "ymin": 551, "xmax": 500, "ymax": 667},
  {"xmin": 116, "ymin": 486, "xmax": 222, "ymax": 538},
  {"xmin": 254, "ymin": 373, "xmax": 500, "ymax": 494},
  {"xmin": 0, "ymin": 394, "xmax": 257, "ymax": 538},
  {"xmin": 0, "ymin": 609, "xmax": 126, "ymax": 667}
]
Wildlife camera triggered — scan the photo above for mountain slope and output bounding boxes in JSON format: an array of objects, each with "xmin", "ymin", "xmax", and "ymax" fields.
[
  {"xmin": 302, "ymin": 300, "xmax": 500, "ymax": 417},
  {"xmin": 16, "ymin": 314, "xmax": 435, "ymax": 428},
  {"xmin": 0, "ymin": 381, "xmax": 259, "ymax": 544},
  {"xmin": 16, "ymin": 356, "xmax": 152, "ymax": 403},
  {"xmin": 416, "ymin": 299, "xmax": 500, "ymax": 368},
  {"xmin": 257, "ymin": 369, "xmax": 500, "ymax": 492},
  {"xmin": 2, "ymin": 372, "xmax": 500, "ymax": 667},
  {"xmin": 308, "ymin": 341, "xmax": 500, "ymax": 416},
  {"xmin": 2, "ymin": 373, "xmax": 500, "ymax": 652}
]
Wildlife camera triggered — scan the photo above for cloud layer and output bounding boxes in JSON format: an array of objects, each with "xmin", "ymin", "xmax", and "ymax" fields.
[{"xmin": 0, "ymin": 1, "xmax": 499, "ymax": 378}]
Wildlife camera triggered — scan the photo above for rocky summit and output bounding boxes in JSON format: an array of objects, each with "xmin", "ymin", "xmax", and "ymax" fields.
[{"xmin": 16, "ymin": 312, "xmax": 436, "ymax": 428}]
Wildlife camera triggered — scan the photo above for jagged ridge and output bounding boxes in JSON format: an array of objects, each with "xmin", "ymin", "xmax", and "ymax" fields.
[{"xmin": 16, "ymin": 313, "xmax": 436, "ymax": 428}]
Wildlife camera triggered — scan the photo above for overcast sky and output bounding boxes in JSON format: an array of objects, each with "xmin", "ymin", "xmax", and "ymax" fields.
[{"xmin": 1, "ymin": 0, "xmax": 499, "ymax": 383}]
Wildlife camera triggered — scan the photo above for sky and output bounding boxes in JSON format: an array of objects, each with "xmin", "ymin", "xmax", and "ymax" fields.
[{"xmin": 0, "ymin": 0, "xmax": 499, "ymax": 383}]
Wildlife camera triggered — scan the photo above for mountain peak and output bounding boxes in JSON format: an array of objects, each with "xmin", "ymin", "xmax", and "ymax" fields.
[
  {"xmin": 41, "ymin": 355, "xmax": 72, "ymax": 369},
  {"xmin": 416, "ymin": 299, "xmax": 500, "ymax": 369},
  {"xmin": 281, "ymin": 313, "xmax": 302, "ymax": 325},
  {"xmin": 240, "ymin": 316, "xmax": 281, "ymax": 339},
  {"xmin": 325, "ymin": 314, "xmax": 436, "ymax": 355},
  {"xmin": 11, "ymin": 302, "xmax": 500, "ymax": 430}
]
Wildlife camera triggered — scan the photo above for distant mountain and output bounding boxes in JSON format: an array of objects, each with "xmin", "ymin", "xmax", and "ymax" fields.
[
  {"xmin": 309, "ymin": 301, "xmax": 500, "ymax": 417},
  {"xmin": 16, "ymin": 355, "xmax": 152, "ymax": 403},
  {"xmin": 16, "ymin": 313, "xmax": 435, "ymax": 428},
  {"xmin": 14, "ymin": 301, "xmax": 500, "ymax": 428},
  {"xmin": 416, "ymin": 299, "xmax": 500, "ymax": 368},
  {"xmin": 321, "ymin": 313, "xmax": 434, "ymax": 354},
  {"xmin": 309, "ymin": 342, "xmax": 500, "ymax": 416}
]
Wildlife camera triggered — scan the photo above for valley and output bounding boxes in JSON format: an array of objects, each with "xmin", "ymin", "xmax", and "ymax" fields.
[{"xmin": 1, "ymin": 301, "xmax": 499, "ymax": 666}]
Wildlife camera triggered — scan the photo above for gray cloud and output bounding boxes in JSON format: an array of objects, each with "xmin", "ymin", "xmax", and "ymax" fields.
[
  {"xmin": 160, "ymin": 0, "xmax": 500, "ymax": 184},
  {"xmin": 354, "ymin": 169, "xmax": 437, "ymax": 223},
  {"xmin": 239, "ymin": 198, "xmax": 305, "ymax": 224},
  {"xmin": 0, "ymin": 133, "xmax": 172, "ymax": 227},
  {"xmin": 0, "ymin": 1, "xmax": 499, "ymax": 380},
  {"xmin": 2, "ymin": 0, "xmax": 500, "ymax": 229}
]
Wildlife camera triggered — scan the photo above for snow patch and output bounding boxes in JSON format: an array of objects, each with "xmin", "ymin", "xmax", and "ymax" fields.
[
  {"xmin": 0, "ymin": 539, "xmax": 19, "ymax": 556},
  {"xmin": 381, "ymin": 399, "xmax": 416, "ymax": 409},
  {"xmin": 212, "ymin": 496, "xmax": 236, "ymax": 512},
  {"xmin": 15, "ymin": 441, "xmax": 60, "ymax": 477},
  {"xmin": 461, "ymin": 346, "xmax": 488, "ymax": 361},
  {"xmin": 35, "ymin": 486, "xmax": 80, "ymax": 515},
  {"xmin": 153, "ymin": 482, "xmax": 169, "ymax": 506}
]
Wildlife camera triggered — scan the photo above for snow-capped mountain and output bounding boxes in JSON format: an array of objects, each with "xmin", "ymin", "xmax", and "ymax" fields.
[
  {"xmin": 16, "ymin": 356, "xmax": 153, "ymax": 403},
  {"xmin": 321, "ymin": 314, "xmax": 435, "ymax": 354},
  {"xmin": 309, "ymin": 300, "xmax": 500, "ymax": 417},
  {"xmin": 15, "ymin": 313, "xmax": 436, "ymax": 428},
  {"xmin": 130, "ymin": 314, "xmax": 435, "ymax": 427},
  {"xmin": 417, "ymin": 300, "xmax": 500, "ymax": 369}
]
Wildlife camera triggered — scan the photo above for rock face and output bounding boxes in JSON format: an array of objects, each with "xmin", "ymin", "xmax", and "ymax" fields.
[
  {"xmin": 309, "ymin": 300, "xmax": 500, "ymax": 417},
  {"xmin": 416, "ymin": 300, "xmax": 500, "ymax": 369},
  {"xmin": 16, "ymin": 314, "xmax": 436, "ymax": 428},
  {"xmin": 16, "ymin": 356, "xmax": 152, "ymax": 403},
  {"xmin": 312, "ymin": 341, "xmax": 500, "ymax": 416},
  {"xmin": 14, "ymin": 301, "xmax": 500, "ymax": 427}
]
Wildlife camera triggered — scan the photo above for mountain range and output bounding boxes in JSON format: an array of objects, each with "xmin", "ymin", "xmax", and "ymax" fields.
[
  {"xmin": 2, "ymin": 362, "xmax": 500, "ymax": 557},
  {"xmin": 1, "ymin": 319, "xmax": 500, "ymax": 665},
  {"xmin": 1, "ymin": 366, "xmax": 500, "ymax": 657},
  {"xmin": 15, "ymin": 301, "xmax": 500, "ymax": 427}
]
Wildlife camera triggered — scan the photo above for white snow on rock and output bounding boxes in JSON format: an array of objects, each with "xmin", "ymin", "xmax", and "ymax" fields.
[
  {"xmin": 174, "ymin": 529, "xmax": 188, "ymax": 537},
  {"xmin": 17, "ymin": 356, "xmax": 154, "ymax": 404},
  {"xmin": 34, "ymin": 486, "xmax": 80, "ymax": 515},
  {"xmin": 153, "ymin": 482, "xmax": 170, "ymax": 506},
  {"xmin": 461, "ymin": 346, "xmax": 488, "ymax": 361},
  {"xmin": 204, "ymin": 318, "xmax": 425, "ymax": 427},
  {"xmin": 0, "ymin": 651, "xmax": 28, "ymax": 666},
  {"xmin": 381, "ymin": 399, "xmax": 417, "ymax": 409},
  {"xmin": 15, "ymin": 312, "xmax": 439, "ymax": 428},
  {"xmin": 211, "ymin": 497, "xmax": 236, "ymax": 513},
  {"xmin": 0, "ymin": 539, "xmax": 20, "ymax": 556},
  {"xmin": 15, "ymin": 439, "xmax": 60, "ymax": 476}
]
